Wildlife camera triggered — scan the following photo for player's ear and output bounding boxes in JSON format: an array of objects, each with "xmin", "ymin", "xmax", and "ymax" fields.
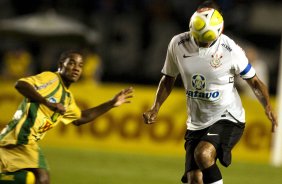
[
  {"xmin": 58, "ymin": 64, "xmax": 62, "ymax": 72},
  {"xmin": 58, "ymin": 59, "xmax": 64, "ymax": 72}
]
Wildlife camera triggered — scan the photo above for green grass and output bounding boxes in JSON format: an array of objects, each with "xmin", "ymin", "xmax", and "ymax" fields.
[
  {"xmin": 221, "ymin": 162, "xmax": 282, "ymax": 184},
  {"xmin": 43, "ymin": 147, "xmax": 282, "ymax": 184}
]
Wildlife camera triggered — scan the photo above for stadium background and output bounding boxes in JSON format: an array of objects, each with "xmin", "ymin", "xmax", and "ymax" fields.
[{"xmin": 0, "ymin": 0, "xmax": 281, "ymax": 183}]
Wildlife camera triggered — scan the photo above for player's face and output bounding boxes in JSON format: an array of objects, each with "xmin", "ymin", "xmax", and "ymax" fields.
[
  {"xmin": 192, "ymin": 34, "xmax": 214, "ymax": 48},
  {"xmin": 195, "ymin": 38, "xmax": 213, "ymax": 48},
  {"xmin": 197, "ymin": 41, "xmax": 212, "ymax": 48},
  {"xmin": 59, "ymin": 54, "xmax": 84, "ymax": 85}
]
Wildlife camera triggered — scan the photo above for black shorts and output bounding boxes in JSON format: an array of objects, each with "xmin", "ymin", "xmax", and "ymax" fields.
[{"xmin": 183, "ymin": 120, "xmax": 245, "ymax": 172}]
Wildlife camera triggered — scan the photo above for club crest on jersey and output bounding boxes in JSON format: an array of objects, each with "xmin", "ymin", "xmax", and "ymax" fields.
[
  {"xmin": 38, "ymin": 117, "xmax": 55, "ymax": 134},
  {"xmin": 48, "ymin": 97, "xmax": 57, "ymax": 103},
  {"xmin": 211, "ymin": 52, "xmax": 223, "ymax": 68},
  {"xmin": 187, "ymin": 74, "xmax": 220, "ymax": 102}
]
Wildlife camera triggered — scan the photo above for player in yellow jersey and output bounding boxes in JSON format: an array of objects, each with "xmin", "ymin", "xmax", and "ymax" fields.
[{"xmin": 0, "ymin": 50, "xmax": 134, "ymax": 184}]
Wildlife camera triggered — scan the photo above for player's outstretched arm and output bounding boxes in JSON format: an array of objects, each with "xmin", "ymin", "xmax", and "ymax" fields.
[
  {"xmin": 143, "ymin": 75, "xmax": 176, "ymax": 124},
  {"xmin": 246, "ymin": 75, "xmax": 278, "ymax": 132},
  {"xmin": 72, "ymin": 87, "xmax": 133, "ymax": 126}
]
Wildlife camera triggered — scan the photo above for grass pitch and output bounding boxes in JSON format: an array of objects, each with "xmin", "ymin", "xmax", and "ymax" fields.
[{"xmin": 43, "ymin": 147, "xmax": 282, "ymax": 184}]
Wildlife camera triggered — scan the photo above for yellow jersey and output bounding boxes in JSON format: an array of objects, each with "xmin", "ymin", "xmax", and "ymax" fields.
[{"xmin": 0, "ymin": 71, "xmax": 81, "ymax": 146}]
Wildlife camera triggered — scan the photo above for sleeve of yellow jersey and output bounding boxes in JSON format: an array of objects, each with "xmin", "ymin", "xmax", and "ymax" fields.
[{"xmin": 18, "ymin": 71, "xmax": 58, "ymax": 89}]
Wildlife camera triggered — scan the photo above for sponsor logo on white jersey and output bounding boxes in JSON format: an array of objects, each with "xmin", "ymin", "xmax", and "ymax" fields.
[{"xmin": 186, "ymin": 74, "xmax": 220, "ymax": 102}]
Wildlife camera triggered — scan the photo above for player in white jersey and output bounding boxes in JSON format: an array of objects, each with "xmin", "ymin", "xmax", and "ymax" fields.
[{"xmin": 143, "ymin": 1, "xmax": 277, "ymax": 184}]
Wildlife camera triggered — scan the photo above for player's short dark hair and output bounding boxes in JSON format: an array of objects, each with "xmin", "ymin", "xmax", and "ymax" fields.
[
  {"xmin": 59, "ymin": 50, "xmax": 83, "ymax": 63},
  {"xmin": 57, "ymin": 50, "xmax": 83, "ymax": 71},
  {"xmin": 197, "ymin": 0, "xmax": 222, "ymax": 14},
  {"xmin": 57, "ymin": 50, "xmax": 84, "ymax": 71}
]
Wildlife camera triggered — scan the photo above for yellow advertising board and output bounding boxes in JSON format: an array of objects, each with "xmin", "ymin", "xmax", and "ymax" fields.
[{"xmin": 0, "ymin": 80, "xmax": 276, "ymax": 163}]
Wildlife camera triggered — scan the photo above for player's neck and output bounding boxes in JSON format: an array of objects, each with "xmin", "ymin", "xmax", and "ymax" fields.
[
  {"xmin": 62, "ymin": 80, "xmax": 71, "ymax": 88},
  {"xmin": 58, "ymin": 73, "xmax": 72, "ymax": 88},
  {"xmin": 197, "ymin": 40, "xmax": 216, "ymax": 48}
]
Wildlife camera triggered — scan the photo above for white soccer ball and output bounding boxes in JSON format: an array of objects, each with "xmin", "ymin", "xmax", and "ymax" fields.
[{"xmin": 189, "ymin": 8, "xmax": 224, "ymax": 43}]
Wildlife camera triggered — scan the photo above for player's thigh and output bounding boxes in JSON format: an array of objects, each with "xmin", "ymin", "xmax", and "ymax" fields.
[
  {"xmin": 184, "ymin": 128, "xmax": 209, "ymax": 171},
  {"xmin": 194, "ymin": 141, "xmax": 217, "ymax": 169},
  {"xmin": 201, "ymin": 120, "xmax": 245, "ymax": 167}
]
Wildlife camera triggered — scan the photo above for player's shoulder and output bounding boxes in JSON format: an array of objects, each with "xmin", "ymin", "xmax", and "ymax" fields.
[
  {"xmin": 36, "ymin": 71, "xmax": 58, "ymax": 79},
  {"xmin": 19, "ymin": 71, "xmax": 57, "ymax": 81},
  {"xmin": 170, "ymin": 32, "xmax": 190, "ymax": 46},
  {"xmin": 40, "ymin": 71, "xmax": 57, "ymax": 76},
  {"xmin": 219, "ymin": 34, "xmax": 247, "ymax": 62},
  {"xmin": 219, "ymin": 34, "xmax": 241, "ymax": 53}
]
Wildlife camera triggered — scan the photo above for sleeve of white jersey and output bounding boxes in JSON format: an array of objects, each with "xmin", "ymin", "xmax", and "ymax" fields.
[
  {"xmin": 231, "ymin": 42, "xmax": 256, "ymax": 79},
  {"xmin": 161, "ymin": 37, "xmax": 179, "ymax": 77}
]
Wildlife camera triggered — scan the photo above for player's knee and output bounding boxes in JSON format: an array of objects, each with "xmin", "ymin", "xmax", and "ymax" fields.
[
  {"xmin": 36, "ymin": 176, "xmax": 50, "ymax": 184},
  {"xmin": 36, "ymin": 172, "xmax": 49, "ymax": 184},
  {"xmin": 31, "ymin": 169, "xmax": 49, "ymax": 184},
  {"xmin": 194, "ymin": 144, "xmax": 216, "ymax": 168},
  {"xmin": 194, "ymin": 148, "xmax": 211, "ymax": 163}
]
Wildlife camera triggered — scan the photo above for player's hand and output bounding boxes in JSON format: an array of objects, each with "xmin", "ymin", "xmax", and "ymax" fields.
[
  {"xmin": 265, "ymin": 105, "xmax": 278, "ymax": 132},
  {"xmin": 112, "ymin": 87, "xmax": 134, "ymax": 107},
  {"xmin": 143, "ymin": 108, "xmax": 158, "ymax": 124},
  {"xmin": 46, "ymin": 102, "xmax": 66, "ymax": 115}
]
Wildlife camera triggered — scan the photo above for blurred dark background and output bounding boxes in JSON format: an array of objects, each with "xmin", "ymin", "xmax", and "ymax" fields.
[{"xmin": 0, "ymin": 0, "xmax": 281, "ymax": 94}]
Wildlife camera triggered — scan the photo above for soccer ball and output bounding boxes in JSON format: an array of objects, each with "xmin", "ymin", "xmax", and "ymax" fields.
[{"xmin": 189, "ymin": 8, "xmax": 224, "ymax": 43}]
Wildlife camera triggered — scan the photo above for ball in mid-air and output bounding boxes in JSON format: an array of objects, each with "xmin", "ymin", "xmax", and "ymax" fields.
[{"xmin": 189, "ymin": 8, "xmax": 224, "ymax": 43}]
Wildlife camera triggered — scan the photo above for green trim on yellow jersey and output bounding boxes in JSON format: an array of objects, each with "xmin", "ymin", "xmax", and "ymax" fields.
[
  {"xmin": 0, "ymin": 99, "xmax": 28, "ymax": 143},
  {"xmin": 17, "ymin": 103, "xmax": 39, "ymax": 145},
  {"xmin": 45, "ymin": 81, "xmax": 61, "ymax": 99}
]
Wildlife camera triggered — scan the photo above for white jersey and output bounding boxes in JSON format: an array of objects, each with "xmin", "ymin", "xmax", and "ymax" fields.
[{"xmin": 162, "ymin": 32, "xmax": 256, "ymax": 130}]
